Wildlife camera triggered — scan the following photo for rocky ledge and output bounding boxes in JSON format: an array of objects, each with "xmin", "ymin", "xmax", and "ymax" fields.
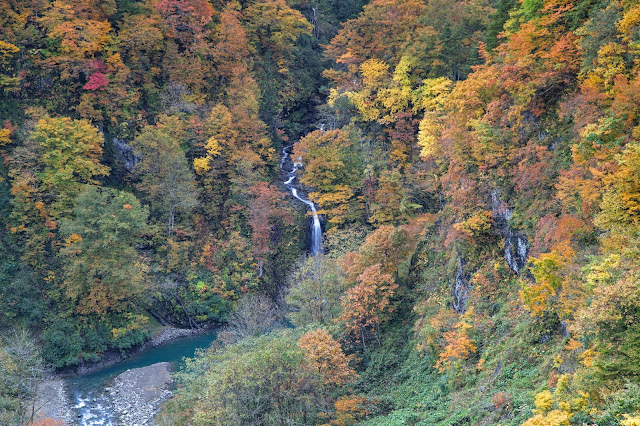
[
  {"xmin": 107, "ymin": 362, "xmax": 174, "ymax": 425},
  {"xmin": 148, "ymin": 326, "xmax": 199, "ymax": 347}
]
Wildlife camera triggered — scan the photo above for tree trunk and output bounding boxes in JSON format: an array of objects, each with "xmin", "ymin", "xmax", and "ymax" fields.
[
  {"xmin": 174, "ymin": 292, "xmax": 202, "ymax": 330},
  {"xmin": 149, "ymin": 309, "xmax": 170, "ymax": 326},
  {"xmin": 168, "ymin": 205, "xmax": 175, "ymax": 238}
]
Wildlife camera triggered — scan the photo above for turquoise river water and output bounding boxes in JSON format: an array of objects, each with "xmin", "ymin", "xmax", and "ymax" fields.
[{"xmin": 66, "ymin": 331, "xmax": 218, "ymax": 425}]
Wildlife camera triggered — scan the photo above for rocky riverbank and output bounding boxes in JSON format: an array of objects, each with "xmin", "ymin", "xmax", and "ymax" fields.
[
  {"xmin": 107, "ymin": 362, "xmax": 174, "ymax": 425},
  {"xmin": 147, "ymin": 326, "xmax": 199, "ymax": 347},
  {"xmin": 74, "ymin": 326, "xmax": 201, "ymax": 375},
  {"xmin": 30, "ymin": 378, "xmax": 75, "ymax": 425},
  {"xmin": 31, "ymin": 326, "xmax": 203, "ymax": 425},
  {"xmin": 32, "ymin": 363, "xmax": 175, "ymax": 425}
]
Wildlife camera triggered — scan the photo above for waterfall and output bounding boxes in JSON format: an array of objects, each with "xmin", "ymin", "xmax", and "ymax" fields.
[{"xmin": 280, "ymin": 145, "xmax": 323, "ymax": 255}]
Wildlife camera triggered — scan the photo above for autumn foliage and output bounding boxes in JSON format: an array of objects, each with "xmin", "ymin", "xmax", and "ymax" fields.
[
  {"xmin": 3, "ymin": 0, "xmax": 640, "ymax": 423},
  {"xmin": 298, "ymin": 328, "xmax": 357, "ymax": 388},
  {"xmin": 340, "ymin": 264, "xmax": 397, "ymax": 347}
]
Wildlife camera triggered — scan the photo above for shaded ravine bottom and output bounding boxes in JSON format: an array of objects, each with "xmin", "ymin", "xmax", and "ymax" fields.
[{"xmin": 66, "ymin": 331, "xmax": 218, "ymax": 425}]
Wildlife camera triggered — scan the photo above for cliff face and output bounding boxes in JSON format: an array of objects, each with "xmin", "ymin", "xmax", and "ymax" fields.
[
  {"xmin": 491, "ymin": 190, "xmax": 529, "ymax": 275},
  {"xmin": 452, "ymin": 254, "xmax": 469, "ymax": 314}
]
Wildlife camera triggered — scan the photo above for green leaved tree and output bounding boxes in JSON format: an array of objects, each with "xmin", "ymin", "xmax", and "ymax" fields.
[{"xmin": 59, "ymin": 186, "xmax": 149, "ymax": 317}]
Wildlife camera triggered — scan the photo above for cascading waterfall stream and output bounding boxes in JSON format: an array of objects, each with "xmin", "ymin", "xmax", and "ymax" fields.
[
  {"xmin": 68, "ymin": 385, "xmax": 115, "ymax": 426},
  {"xmin": 280, "ymin": 145, "xmax": 323, "ymax": 255}
]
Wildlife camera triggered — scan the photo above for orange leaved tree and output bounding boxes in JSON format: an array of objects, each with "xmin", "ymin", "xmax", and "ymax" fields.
[
  {"xmin": 298, "ymin": 328, "xmax": 357, "ymax": 389},
  {"xmin": 340, "ymin": 264, "xmax": 397, "ymax": 348}
]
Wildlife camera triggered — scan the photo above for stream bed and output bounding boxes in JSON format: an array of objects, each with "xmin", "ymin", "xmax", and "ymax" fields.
[{"xmin": 66, "ymin": 331, "xmax": 218, "ymax": 425}]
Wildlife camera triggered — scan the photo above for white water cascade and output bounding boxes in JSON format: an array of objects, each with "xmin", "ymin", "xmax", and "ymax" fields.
[
  {"xmin": 70, "ymin": 391, "xmax": 115, "ymax": 425},
  {"xmin": 280, "ymin": 145, "xmax": 323, "ymax": 255}
]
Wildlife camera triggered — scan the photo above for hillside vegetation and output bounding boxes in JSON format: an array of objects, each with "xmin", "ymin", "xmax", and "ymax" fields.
[{"xmin": 2, "ymin": 0, "xmax": 640, "ymax": 424}]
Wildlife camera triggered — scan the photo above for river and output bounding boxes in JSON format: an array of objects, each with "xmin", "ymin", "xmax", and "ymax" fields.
[{"xmin": 66, "ymin": 331, "xmax": 218, "ymax": 425}]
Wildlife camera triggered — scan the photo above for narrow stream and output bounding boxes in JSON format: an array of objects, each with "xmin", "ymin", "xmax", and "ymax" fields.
[
  {"xmin": 280, "ymin": 145, "xmax": 323, "ymax": 255},
  {"xmin": 67, "ymin": 331, "xmax": 218, "ymax": 425}
]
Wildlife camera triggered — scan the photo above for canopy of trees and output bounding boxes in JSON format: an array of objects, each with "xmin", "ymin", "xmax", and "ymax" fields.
[{"xmin": 3, "ymin": 0, "xmax": 640, "ymax": 424}]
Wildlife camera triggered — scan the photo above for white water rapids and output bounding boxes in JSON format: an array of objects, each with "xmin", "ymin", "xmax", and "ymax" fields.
[{"xmin": 280, "ymin": 145, "xmax": 322, "ymax": 255}]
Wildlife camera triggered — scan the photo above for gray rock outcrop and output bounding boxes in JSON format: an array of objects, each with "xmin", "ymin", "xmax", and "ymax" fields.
[{"xmin": 491, "ymin": 190, "xmax": 529, "ymax": 274}]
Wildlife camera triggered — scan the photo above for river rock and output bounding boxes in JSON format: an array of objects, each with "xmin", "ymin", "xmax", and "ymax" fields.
[
  {"xmin": 109, "ymin": 362, "xmax": 174, "ymax": 425},
  {"xmin": 31, "ymin": 378, "xmax": 74, "ymax": 424},
  {"xmin": 150, "ymin": 326, "xmax": 198, "ymax": 347}
]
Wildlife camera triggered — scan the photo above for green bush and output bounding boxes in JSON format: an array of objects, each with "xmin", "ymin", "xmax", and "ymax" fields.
[{"xmin": 42, "ymin": 320, "xmax": 83, "ymax": 368}]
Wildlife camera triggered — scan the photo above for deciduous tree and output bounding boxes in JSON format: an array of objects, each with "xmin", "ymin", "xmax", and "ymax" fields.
[
  {"xmin": 340, "ymin": 263, "xmax": 397, "ymax": 348},
  {"xmin": 30, "ymin": 116, "xmax": 109, "ymax": 214},
  {"xmin": 59, "ymin": 186, "xmax": 149, "ymax": 316},
  {"xmin": 132, "ymin": 117, "xmax": 198, "ymax": 237},
  {"xmin": 286, "ymin": 255, "xmax": 347, "ymax": 327},
  {"xmin": 298, "ymin": 328, "xmax": 357, "ymax": 388}
]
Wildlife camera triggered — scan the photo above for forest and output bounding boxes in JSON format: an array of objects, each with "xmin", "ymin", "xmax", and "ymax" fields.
[{"xmin": 1, "ymin": 0, "xmax": 640, "ymax": 424}]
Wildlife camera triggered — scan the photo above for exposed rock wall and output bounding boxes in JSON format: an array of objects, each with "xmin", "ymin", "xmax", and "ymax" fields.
[
  {"xmin": 491, "ymin": 190, "xmax": 529, "ymax": 274},
  {"xmin": 112, "ymin": 137, "xmax": 139, "ymax": 171},
  {"xmin": 452, "ymin": 254, "xmax": 469, "ymax": 314}
]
